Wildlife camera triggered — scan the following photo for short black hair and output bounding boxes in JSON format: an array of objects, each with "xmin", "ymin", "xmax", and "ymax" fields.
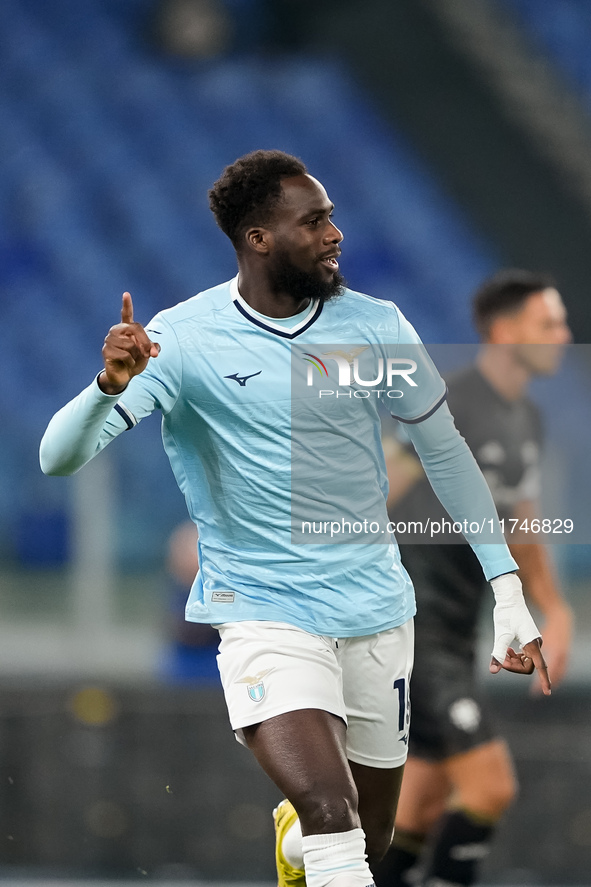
[
  {"xmin": 472, "ymin": 268, "xmax": 557, "ymax": 339},
  {"xmin": 208, "ymin": 149, "xmax": 307, "ymax": 248}
]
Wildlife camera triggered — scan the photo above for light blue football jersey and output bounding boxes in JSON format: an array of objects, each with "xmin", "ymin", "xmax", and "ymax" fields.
[{"xmin": 96, "ymin": 277, "xmax": 446, "ymax": 636}]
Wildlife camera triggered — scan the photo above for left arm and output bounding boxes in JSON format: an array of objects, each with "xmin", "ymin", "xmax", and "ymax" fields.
[{"xmin": 382, "ymin": 435, "xmax": 424, "ymax": 510}]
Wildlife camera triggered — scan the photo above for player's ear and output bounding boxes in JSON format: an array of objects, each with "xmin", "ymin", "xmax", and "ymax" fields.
[{"xmin": 244, "ymin": 226, "xmax": 272, "ymax": 255}]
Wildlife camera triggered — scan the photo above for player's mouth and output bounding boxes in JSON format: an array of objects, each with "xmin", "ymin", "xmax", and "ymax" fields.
[{"xmin": 319, "ymin": 252, "xmax": 340, "ymax": 271}]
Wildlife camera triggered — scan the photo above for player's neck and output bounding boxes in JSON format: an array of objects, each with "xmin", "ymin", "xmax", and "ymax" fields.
[
  {"xmin": 236, "ymin": 271, "xmax": 311, "ymax": 319},
  {"xmin": 477, "ymin": 345, "xmax": 531, "ymax": 401}
]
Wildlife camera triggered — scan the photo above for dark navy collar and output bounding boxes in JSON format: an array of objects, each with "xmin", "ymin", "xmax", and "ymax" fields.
[{"xmin": 231, "ymin": 276, "xmax": 323, "ymax": 339}]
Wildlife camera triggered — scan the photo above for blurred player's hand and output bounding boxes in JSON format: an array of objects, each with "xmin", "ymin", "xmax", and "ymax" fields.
[
  {"xmin": 531, "ymin": 602, "xmax": 572, "ymax": 694},
  {"xmin": 99, "ymin": 292, "xmax": 160, "ymax": 394},
  {"xmin": 489, "ymin": 573, "xmax": 551, "ymax": 695}
]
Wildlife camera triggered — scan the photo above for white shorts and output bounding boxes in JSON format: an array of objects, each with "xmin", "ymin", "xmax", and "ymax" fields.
[{"xmin": 215, "ymin": 619, "xmax": 414, "ymax": 769}]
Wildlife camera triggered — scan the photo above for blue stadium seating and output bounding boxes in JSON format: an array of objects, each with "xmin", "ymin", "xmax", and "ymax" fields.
[
  {"xmin": 1, "ymin": 0, "xmax": 504, "ymax": 565},
  {"xmin": 496, "ymin": 0, "xmax": 591, "ymax": 100}
]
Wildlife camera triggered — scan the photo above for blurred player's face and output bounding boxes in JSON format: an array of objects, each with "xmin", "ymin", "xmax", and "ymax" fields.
[
  {"xmin": 267, "ymin": 175, "xmax": 345, "ymax": 303},
  {"xmin": 493, "ymin": 288, "xmax": 571, "ymax": 375}
]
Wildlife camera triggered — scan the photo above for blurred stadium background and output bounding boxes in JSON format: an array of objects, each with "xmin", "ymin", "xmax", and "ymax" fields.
[{"xmin": 1, "ymin": 0, "xmax": 590, "ymax": 883}]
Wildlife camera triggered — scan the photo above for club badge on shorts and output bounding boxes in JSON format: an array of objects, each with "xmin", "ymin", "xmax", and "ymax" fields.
[{"xmin": 235, "ymin": 668, "xmax": 274, "ymax": 702}]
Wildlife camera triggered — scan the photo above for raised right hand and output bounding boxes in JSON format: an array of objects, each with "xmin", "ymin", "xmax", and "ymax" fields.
[{"xmin": 98, "ymin": 292, "xmax": 160, "ymax": 394}]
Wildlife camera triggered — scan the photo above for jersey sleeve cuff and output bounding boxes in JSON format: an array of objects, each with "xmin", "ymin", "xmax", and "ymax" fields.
[{"xmin": 94, "ymin": 372, "xmax": 129, "ymax": 401}]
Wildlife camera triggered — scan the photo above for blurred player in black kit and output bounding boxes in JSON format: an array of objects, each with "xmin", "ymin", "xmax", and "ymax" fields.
[{"xmin": 374, "ymin": 269, "xmax": 573, "ymax": 887}]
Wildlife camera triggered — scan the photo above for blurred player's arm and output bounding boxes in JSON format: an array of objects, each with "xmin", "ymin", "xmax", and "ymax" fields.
[
  {"xmin": 401, "ymin": 403, "xmax": 517, "ymax": 578},
  {"xmin": 382, "ymin": 435, "xmax": 424, "ymax": 510},
  {"xmin": 508, "ymin": 499, "xmax": 573, "ymax": 688},
  {"xmin": 402, "ymin": 403, "xmax": 550, "ymax": 693}
]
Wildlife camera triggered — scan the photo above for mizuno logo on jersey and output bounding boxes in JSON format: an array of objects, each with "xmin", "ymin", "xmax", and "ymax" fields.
[{"xmin": 224, "ymin": 371, "xmax": 262, "ymax": 387}]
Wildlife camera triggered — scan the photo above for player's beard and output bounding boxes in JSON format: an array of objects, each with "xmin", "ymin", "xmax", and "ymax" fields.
[{"xmin": 269, "ymin": 249, "xmax": 346, "ymax": 305}]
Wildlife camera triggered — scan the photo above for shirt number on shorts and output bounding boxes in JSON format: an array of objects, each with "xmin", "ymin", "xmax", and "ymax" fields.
[{"xmin": 393, "ymin": 677, "xmax": 410, "ymax": 733}]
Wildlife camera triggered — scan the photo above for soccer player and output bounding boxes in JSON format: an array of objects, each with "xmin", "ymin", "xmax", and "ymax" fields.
[
  {"xmin": 40, "ymin": 152, "xmax": 549, "ymax": 887},
  {"xmin": 375, "ymin": 270, "xmax": 572, "ymax": 887}
]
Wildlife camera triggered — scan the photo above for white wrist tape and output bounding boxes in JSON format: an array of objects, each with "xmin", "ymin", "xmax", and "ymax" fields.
[{"xmin": 490, "ymin": 572, "xmax": 541, "ymax": 663}]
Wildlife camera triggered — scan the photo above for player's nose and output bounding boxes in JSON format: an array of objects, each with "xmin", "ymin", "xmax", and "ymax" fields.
[{"xmin": 325, "ymin": 220, "xmax": 343, "ymax": 244}]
